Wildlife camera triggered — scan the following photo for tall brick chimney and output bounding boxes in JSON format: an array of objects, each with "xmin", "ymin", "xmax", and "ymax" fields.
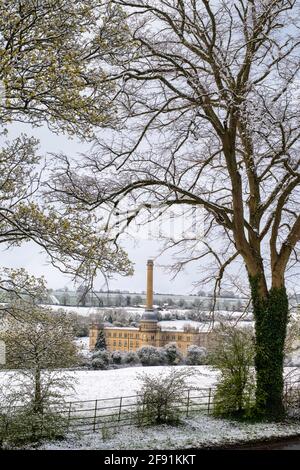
[{"xmin": 146, "ymin": 259, "xmax": 154, "ymax": 311}]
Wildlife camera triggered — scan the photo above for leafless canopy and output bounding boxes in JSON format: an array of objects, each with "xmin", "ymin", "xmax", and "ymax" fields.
[{"xmin": 53, "ymin": 0, "xmax": 300, "ymax": 298}]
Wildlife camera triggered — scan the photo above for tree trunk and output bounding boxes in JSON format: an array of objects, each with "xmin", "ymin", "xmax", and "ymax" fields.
[
  {"xmin": 33, "ymin": 367, "xmax": 43, "ymax": 414},
  {"xmin": 250, "ymin": 277, "xmax": 289, "ymax": 420}
]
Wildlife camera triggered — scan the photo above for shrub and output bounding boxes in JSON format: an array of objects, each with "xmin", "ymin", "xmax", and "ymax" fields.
[
  {"xmin": 123, "ymin": 351, "xmax": 139, "ymax": 364},
  {"xmin": 186, "ymin": 345, "xmax": 207, "ymax": 365},
  {"xmin": 163, "ymin": 343, "xmax": 183, "ymax": 365},
  {"xmin": 0, "ymin": 407, "xmax": 67, "ymax": 447},
  {"xmin": 91, "ymin": 350, "xmax": 111, "ymax": 370},
  {"xmin": 209, "ymin": 324, "xmax": 255, "ymax": 418},
  {"xmin": 136, "ymin": 368, "xmax": 196, "ymax": 425},
  {"xmin": 111, "ymin": 351, "xmax": 123, "ymax": 364},
  {"xmin": 137, "ymin": 346, "xmax": 166, "ymax": 366}
]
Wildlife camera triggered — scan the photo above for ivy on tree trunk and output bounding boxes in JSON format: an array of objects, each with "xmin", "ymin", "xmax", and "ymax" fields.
[{"xmin": 250, "ymin": 276, "xmax": 289, "ymax": 420}]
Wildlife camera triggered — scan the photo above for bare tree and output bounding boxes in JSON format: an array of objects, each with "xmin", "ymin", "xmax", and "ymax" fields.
[{"xmin": 53, "ymin": 1, "xmax": 300, "ymax": 419}]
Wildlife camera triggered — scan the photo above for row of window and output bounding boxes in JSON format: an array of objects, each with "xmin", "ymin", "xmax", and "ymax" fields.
[
  {"xmin": 104, "ymin": 332, "xmax": 192, "ymax": 342},
  {"xmin": 107, "ymin": 341, "xmax": 136, "ymax": 348},
  {"xmin": 106, "ymin": 331, "xmax": 139, "ymax": 339}
]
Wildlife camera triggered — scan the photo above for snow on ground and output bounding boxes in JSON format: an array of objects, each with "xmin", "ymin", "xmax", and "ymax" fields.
[
  {"xmin": 37, "ymin": 415, "xmax": 300, "ymax": 450},
  {"xmin": 158, "ymin": 319, "xmax": 254, "ymax": 332},
  {"xmin": 1, "ymin": 366, "xmax": 299, "ymax": 403},
  {"xmin": 0, "ymin": 366, "xmax": 218, "ymax": 402},
  {"xmin": 46, "ymin": 304, "xmax": 255, "ymax": 320},
  {"xmin": 65, "ymin": 366, "xmax": 218, "ymax": 401},
  {"xmin": 46, "ymin": 305, "xmax": 144, "ymax": 317},
  {"xmin": 1, "ymin": 365, "xmax": 300, "ymax": 449}
]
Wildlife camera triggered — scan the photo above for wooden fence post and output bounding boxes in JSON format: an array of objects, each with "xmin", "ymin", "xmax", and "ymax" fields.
[
  {"xmin": 186, "ymin": 390, "xmax": 190, "ymax": 417},
  {"xmin": 118, "ymin": 397, "xmax": 123, "ymax": 422},
  {"xmin": 93, "ymin": 400, "xmax": 98, "ymax": 432},
  {"xmin": 67, "ymin": 402, "xmax": 72, "ymax": 432},
  {"xmin": 207, "ymin": 388, "xmax": 212, "ymax": 415}
]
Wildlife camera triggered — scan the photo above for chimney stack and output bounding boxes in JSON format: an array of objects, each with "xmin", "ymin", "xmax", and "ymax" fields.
[{"xmin": 146, "ymin": 259, "xmax": 154, "ymax": 310}]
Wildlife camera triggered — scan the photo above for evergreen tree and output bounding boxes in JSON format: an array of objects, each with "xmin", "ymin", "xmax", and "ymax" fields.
[{"xmin": 94, "ymin": 329, "xmax": 106, "ymax": 351}]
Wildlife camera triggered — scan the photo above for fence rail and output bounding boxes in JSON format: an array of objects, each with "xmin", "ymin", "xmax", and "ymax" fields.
[
  {"xmin": 54, "ymin": 388, "xmax": 218, "ymax": 433},
  {"xmin": 1, "ymin": 383, "xmax": 300, "ymax": 441}
]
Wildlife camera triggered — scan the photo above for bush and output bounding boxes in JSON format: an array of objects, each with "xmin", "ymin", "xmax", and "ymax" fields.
[
  {"xmin": 91, "ymin": 350, "xmax": 111, "ymax": 370},
  {"xmin": 136, "ymin": 368, "xmax": 196, "ymax": 425},
  {"xmin": 209, "ymin": 324, "xmax": 255, "ymax": 418},
  {"xmin": 111, "ymin": 351, "xmax": 123, "ymax": 364},
  {"xmin": 0, "ymin": 407, "xmax": 67, "ymax": 447},
  {"xmin": 186, "ymin": 345, "xmax": 207, "ymax": 365},
  {"xmin": 123, "ymin": 351, "xmax": 140, "ymax": 364},
  {"xmin": 163, "ymin": 343, "xmax": 183, "ymax": 365},
  {"xmin": 137, "ymin": 346, "xmax": 166, "ymax": 366}
]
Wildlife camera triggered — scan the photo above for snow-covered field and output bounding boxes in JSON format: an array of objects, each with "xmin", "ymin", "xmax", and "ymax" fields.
[
  {"xmin": 1, "ymin": 365, "xmax": 300, "ymax": 450},
  {"xmin": 37, "ymin": 415, "xmax": 300, "ymax": 450},
  {"xmin": 46, "ymin": 305, "xmax": 144, "ymax": 317},
  {"xmin": 0, "ymin": 366, "xmax": 218, "ymax": 402},
  {"xmin": 158, "ymin": 319, "xmax": 254, "ymax": 332},
  {"xmin": 47, "ymin": 304, "xmax": 254, "ymax": 320},
  {"xmin": 66, "ymin": 366, "xmax": 218, "ymax": 401},
  {"xmin": 1, "ymin": 366, "xmax": 299, "ymax": 402},
  {"xmin": 0, "ymin": 366, "xmax": 216, "ymax": 401}
]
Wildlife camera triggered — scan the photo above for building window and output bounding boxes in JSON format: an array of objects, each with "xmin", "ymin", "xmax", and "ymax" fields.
[
  {"xmin": 113, "ymin": 341, "xmax": 116, "ymax": 346},
  {"xmin": 187, "ymin": 336, "xmax": 190, "ymax": 341},
  {"xmin": 151, "ymin": 335, "xmax": 155, "ymax": 340},
  {"xmin": 113, "ymin": 333, "xmax": 117, "ymax": 338},
  {"xmin": 124, "ymin": 333, "xmax": 128, "ymax": 338},
  {"xmin": 178, "ymin": 335, "xmax": 182, "ymax": 340},
  {"xmin": 119, "ymin": 341, "xmax": 122, "ymax": 346}
]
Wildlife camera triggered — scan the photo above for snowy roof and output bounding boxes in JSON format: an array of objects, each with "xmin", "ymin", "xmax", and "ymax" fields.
[{"xmin": 104, "ymin": 327, "xmax": 140, "ymax": 331}]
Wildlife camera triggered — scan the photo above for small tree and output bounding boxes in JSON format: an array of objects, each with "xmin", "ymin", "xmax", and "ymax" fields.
[
  {"xmin": 284, "ymin": 317, "xmax": 300, "ymax": 366},
  {"xmin": 186, "ymin": 345, "xmax": 207, "ymax": 366},
  {"xmin": 111, "ymin": 351, "xmax": 123, "ymax": 365},
  {"xmin": 94, "ymin": 329, "xmax": 107, "ymax": 351},
  {"xmin": 163, "ymin": 343, "xmax": 182, "ymax": 365},
  {"xmin": 0, "ymin": 302, "xmax": 78, "ymax": 414},
  {"xmin": 136, "ymin": 368, "xmax": 196, "ymax": 425},
  {"xmin": 61, "ymin": 287, "xmax": 70, "ymax": 307},
  {"xmin": 91, "ymin": 350, "xmax": 111, "ymax": 370},
  {"xmin": 210, "ymin": 324, "xmax": 255, "ymax": 418},
  {"xmin": 0, "ymin": 296, "xmax": 79, "ymax": 445}
]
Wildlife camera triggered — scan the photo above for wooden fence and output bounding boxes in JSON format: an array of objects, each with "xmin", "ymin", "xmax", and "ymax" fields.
[
  {"xmin": 60, "ymin": 387, "xmax": 215, "ymax": 434},
  {"xmin": 1, "ymin": 384, "xmax": 300, "ymax": 441}
]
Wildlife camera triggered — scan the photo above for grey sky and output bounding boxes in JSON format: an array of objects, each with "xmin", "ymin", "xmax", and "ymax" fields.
[{"xmin": 2, "ymin": 123, "xmax": 204, "ymax": 295}]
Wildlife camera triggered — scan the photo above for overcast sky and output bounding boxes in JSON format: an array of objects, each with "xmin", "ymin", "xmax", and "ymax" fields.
[
  {"xmin": 4, "ymin": 123, "xmax": 299, "ymax": 296},
  {"xmin": 1, "ymin": 123, "xmax": 208, "ymax": 295}
]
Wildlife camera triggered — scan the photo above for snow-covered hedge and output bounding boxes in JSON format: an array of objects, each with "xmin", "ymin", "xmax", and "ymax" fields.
[
  {"xmin": 137, "ymin": 346, "xmax": 166, "ymax": 366},
  {"xmin": 185, "ymin": 345, "xmax": 207, "ymax": 365},
  {"xmin": 91, "ymin": 350, "xmax": 111, "ymax": 370}
]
